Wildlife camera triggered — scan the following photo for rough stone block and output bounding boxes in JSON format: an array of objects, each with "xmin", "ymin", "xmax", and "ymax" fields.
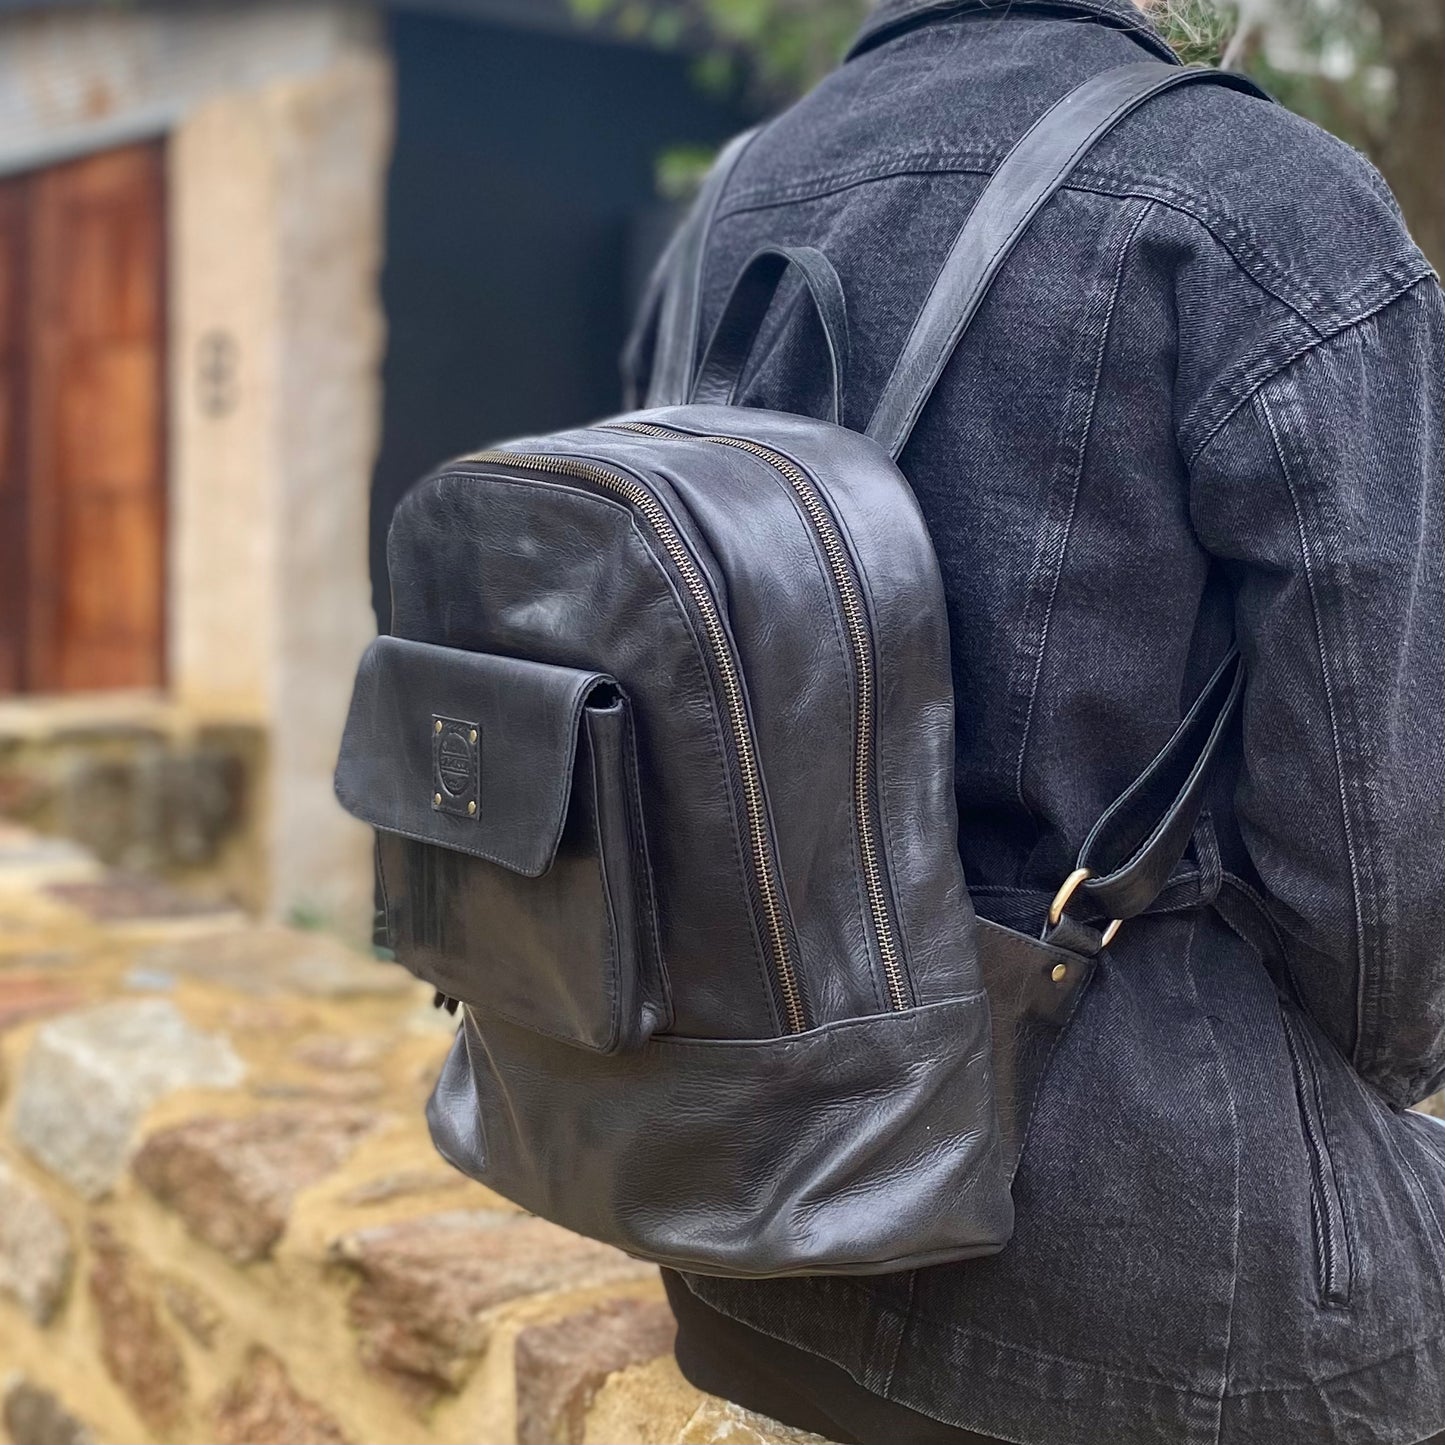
[
  {"xmin": 678, "ymin": 1396, "xmax": 835, "ymax": 1444},
  {"xmin": 135, "ymin": 926, "xmax": 412, "ymax": 998},
  {"xmin": 0, "ymin": 1157, "xmax": 73, "ymax": 1324},
  {"xmin": 44, "ymin": 872, "xmax": 237, "ymax": 923},
  {"xmin": 1, "ymin": 1379, "xmax": 96, "ymax": 1445},
  {"xmin": 515, "ymin": 1297, "xmax": 677, "ymax": 1445},
  {"xmin": 89, "ymin": 1222, "xmax": 189, "ymax": 1434},
  {"xmin": 292, "ymin": 1032, "xmax": 389, "ymax": 1071},
  {"xmin": 339, "ymin": 1168, "xmax": 467, "ymax": 1207},
  {"xmin": 161, "ymin": 1274, "xmax": 225, "ymax": 1348},
  {"xmin": 254, "ymin": 1073, "xmax": 385, "ymax": 1103},
  {"xmin": 45, "ymin": 739, "xmax": 248, "ymax": 875},
  {"xmin": 210, "ymin": 1347, "xmax": 349, "ymax": 1445},
  {"xmin": 330, "ymin": 1211, "xmax": 654, "ymax": 1393},
  {"xmin": 12, "ymin": 998, "xmax": 245, "ymax": 1199},
  {"xmin": 0, "ymin": 975, "xmax": 84, "ymax": 1032},
  {"xmin": 134, "ymin": 1105, "xmax": 379, "ymax": 1262},
  {"xmin": 581, "ymin": 1355, "xmax": 705, "ymax": 1445}
]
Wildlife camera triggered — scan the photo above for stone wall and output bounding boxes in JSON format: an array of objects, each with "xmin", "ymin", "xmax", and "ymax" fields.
[
  {"xmin": 0, "ymin": 823, "xmax": 824, "ymax": 1445},
  {"xmin": 0, "ymin": 696, "xmax": 263, "ymax": 914}
]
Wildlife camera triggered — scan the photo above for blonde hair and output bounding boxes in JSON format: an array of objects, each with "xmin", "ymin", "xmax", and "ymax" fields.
[{"xmin": 1133, "ymin": 0, "xmax": 1241, "ymax": 66}]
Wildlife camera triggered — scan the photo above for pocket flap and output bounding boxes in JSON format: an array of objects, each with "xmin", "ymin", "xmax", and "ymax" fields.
[{"xmin": 334, "ymin": 636, "xmax": 617, "ymax": 878}]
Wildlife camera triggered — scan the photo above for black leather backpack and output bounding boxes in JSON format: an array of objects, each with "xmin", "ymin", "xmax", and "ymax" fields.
[{"xmin": 335, "ymin": 63, "xmax": 1256, "ymax": 1277}]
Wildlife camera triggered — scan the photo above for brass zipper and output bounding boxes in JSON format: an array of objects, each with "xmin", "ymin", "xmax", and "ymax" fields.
[
  {"xmin": 462, "ymin": 448, "xmax": 806, "ymax": 1033},
  {"xmin": 609, "ymin": 423, "xmax": 910, "ymax": 1013}
]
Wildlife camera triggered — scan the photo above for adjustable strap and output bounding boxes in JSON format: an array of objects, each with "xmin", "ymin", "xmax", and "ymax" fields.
[
  {"xmin": 1044, "ymin": 648, "xmax": 1245, "ymax": 953},
  {"xmin": 865, "ymin": 62, "xmax": 1270, "ymax": 461},
  {"xmin": 692, "ymin": 246, "xmax": 850, "ymax": 423},
  {"xmin": 628, "ymin": 128, "xmax": 763, "ymax": 410}
]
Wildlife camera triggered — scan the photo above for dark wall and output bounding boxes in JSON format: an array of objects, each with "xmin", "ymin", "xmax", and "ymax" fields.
[{"xmin": 371, "ymin": 13, "xmax": 744, "ymax": 624}]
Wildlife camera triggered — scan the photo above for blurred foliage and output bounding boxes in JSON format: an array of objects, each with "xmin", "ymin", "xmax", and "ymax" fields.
[
  {"xmin": 1228, "ymin": 0, "xmax": 1391, "ymax": 155},
  {"xmin": 567, "ymin": 0, "xmax": 868, "ymax": 99},
  {"xmin": 571, "ymin": 0, "xmax": 1441, "ymax": 265}
]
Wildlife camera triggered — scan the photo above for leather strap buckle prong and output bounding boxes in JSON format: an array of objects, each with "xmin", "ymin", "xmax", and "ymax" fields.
[{"xmin": 1048, "ymin": 867, "xmax": 1123, "ymax": 947}]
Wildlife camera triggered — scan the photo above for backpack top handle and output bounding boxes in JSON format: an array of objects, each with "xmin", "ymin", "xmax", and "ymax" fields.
[
  {"xmin": 692, "ymin": 245, "xmax": 850, "ymax": 424},
  {"xmin": 865, "ymin": 61, "xmax": 1271, "ymax": 461},
  {"xmin": 628, "ymin": 127, "xmax": 764, "ymax": 410}
]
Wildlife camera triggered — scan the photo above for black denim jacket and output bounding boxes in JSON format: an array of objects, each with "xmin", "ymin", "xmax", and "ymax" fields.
[{"xmin": 665, "ymin": 3, "xmax": 1445, "ymax": 1441}]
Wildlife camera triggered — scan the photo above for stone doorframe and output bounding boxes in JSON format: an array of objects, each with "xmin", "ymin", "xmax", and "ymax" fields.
[{"xmin": 0, "ymin": 2, "xmax": 391, "ymax": 930}]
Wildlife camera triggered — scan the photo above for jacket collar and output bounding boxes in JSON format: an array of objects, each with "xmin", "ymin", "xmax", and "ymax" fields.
[{"xmin": 846, "ymin": 0, "xmax": 1181, "ymax": 64}]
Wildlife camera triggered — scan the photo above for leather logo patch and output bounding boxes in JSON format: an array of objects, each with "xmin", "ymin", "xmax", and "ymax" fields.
[{"xmin": 432, "ymin": 717, "xmax": 480, "ymax": 818}]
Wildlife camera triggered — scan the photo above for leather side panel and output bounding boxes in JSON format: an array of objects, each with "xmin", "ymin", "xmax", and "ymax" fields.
[
  {"xmin": 976, "ymin": 918, "xmax": 1095, "ymax": 1176},
  {"xmin": 428, "ymin": 993, "xmax": 1013, "ymax": 1276}
]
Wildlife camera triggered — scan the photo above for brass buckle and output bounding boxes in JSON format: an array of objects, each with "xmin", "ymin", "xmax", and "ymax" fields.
[{"xmin": 1047, "ymin": 867, "xmax": 1122, "ymax": 947}]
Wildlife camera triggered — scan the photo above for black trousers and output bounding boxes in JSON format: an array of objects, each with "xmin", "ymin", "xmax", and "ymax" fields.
[{"xmin": 665, "ymin": 1273, "xmax": 1445, "ymax": 1445}]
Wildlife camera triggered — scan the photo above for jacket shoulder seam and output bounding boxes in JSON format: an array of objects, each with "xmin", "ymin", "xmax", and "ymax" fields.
[{"xmin": 1185, "ymin": 272, "xmax": 1438, "ymax": 467}]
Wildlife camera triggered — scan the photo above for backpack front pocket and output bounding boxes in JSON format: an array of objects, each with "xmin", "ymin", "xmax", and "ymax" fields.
[{"xmin": 335, "ymin": 636, "xmax": 666, "ymax": 1052}]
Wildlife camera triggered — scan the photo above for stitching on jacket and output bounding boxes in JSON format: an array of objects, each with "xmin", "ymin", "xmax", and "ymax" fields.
[
  {"xmin": 884, "ymin": 1280, "xmax": 1445, "ymax": 1398},
  {"xmin": 688, "ymin": 1267, "xmax": 1445, "ymax": 1404},
  {"xmin": 1346, "ymin": 1068, "xmax": 1445, "ymax": 1277},
  {"xmin": 1180, "ymin": 912, "xmax": 1241, "ymax": 1433},
  {"xmin": 1302, "ymin": 1022, "xmax": 1360, "ymax": 1306},
  {"xmin": 1382, "ymin": 1115, "xmax": 1445, "ymax": 1273},
  {"xmin": 718, "ymin": 169, "xmax": 1431, "ymax": 469},
  {"xmin": 882, "ymin": 1272, "xmax": 916, "ymax": 1396},
  {"xmin": 718, "ymin": 148, "xmax": 1409, "ymax": 331},
  {"xmin": 1185, "ymin": 275, "xmax": 1436, "ymax": 468},
  {"xmin": 1011, "ymin": 200, "xmax": 1153, "ymax": 823},
  {"xmin": 1257, "ymin": 390, "xmax": 1375, "ymax": 1074},
  {"xmin": 1281, "ymin": 1009, "xmax": 1357, "ymax": 1308}
]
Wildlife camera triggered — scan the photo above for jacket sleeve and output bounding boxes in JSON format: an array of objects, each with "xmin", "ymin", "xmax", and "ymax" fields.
[{"xmin": 1188, "ymin": 276, "xmax": 1445, "ymax": 1109}]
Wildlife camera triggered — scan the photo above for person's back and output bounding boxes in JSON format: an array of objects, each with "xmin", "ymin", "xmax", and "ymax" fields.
[{"xmin": 656, "ymin": 4, "xmax": 1445, "ymax": 1442}]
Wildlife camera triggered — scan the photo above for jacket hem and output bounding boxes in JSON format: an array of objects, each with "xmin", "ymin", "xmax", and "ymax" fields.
[{"xmin": 679, "ymin": 1272, "xmax": 1445, "ymax": 1445}]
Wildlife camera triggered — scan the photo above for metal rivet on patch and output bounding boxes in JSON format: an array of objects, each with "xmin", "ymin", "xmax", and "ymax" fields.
[{"xmin": 1050, "ymin": 963, "xmax": 1068, "ymax": 984}]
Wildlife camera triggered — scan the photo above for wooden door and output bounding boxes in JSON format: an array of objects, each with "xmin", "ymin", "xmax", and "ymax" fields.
[
  {"xmin": 0, "ymin": 180, "xmax": 26, "ymax": 693},
  {"xmin": 0, "ymin": 141, "xmax": 166, "ymax": 695}
]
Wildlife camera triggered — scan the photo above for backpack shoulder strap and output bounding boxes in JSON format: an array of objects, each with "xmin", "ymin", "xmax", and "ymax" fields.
[
  {"xmin": 624, "ymin": 127, "xmax": 764, "ymax": 410},
  {"xmin": 865, "ymin": 62, "xmax": 1270, "ymax": 461}
]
